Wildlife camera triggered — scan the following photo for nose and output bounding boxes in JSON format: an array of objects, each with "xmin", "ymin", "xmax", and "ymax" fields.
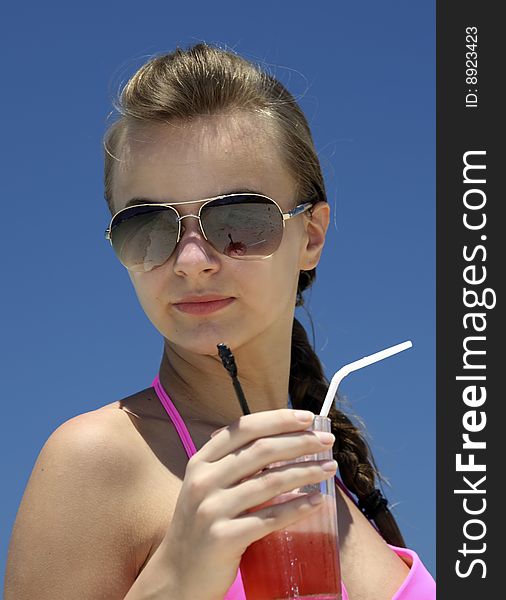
[{"xmin": 172, "ymin": 214, "xmax": 221, "ymax": 277}]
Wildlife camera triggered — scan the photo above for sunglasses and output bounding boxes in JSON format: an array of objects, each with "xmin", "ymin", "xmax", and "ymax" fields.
[{"xmin": 105, "ymin": 193, "xmax": 314, "ymax": 272}]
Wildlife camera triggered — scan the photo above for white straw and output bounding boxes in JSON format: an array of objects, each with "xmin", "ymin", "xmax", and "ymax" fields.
[{"xmin": 319, "ymin": 340, "xmax": 413, "ymax": 417}]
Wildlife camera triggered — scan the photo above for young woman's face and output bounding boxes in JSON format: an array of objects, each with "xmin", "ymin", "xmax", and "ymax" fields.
[{"xmin": 110, "ymin": 112, "xmax": 324, "ymax": 356}]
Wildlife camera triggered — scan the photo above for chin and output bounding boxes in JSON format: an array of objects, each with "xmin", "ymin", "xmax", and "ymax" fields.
[{"xmin": 166, "ymin": 324, "xmax": 250, "ymax": 357}]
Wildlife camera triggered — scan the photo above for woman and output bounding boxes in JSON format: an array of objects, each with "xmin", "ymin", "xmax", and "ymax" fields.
[{"xmin": 5, "ymin": 43, "xmax": 435, "ymax": 599}]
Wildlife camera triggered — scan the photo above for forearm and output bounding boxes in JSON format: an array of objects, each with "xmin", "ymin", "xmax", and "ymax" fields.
[
  {"xmin": 123, "ymin": 538, "xmax": 227, "ymax": 600},
  {"xmin": 123, "ymin": 539, "xmax": 181, "ymax": 600}
]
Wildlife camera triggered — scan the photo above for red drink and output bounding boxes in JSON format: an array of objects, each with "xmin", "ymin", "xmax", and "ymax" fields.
[{"xmin": 240, "ymin": 495, "xmax": 342, "ymax": 600}]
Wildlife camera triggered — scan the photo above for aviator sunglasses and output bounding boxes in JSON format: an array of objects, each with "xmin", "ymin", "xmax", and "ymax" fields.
[{"xmin": 105, "ymin": 193, "xmax": 314, "ymax": 272}]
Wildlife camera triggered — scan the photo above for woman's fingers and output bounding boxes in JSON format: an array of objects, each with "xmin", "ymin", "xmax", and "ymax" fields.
[
  {"xmin": 226, "ymin": 490, "xmax": 333, "ymax": 550},
  {"xmin": 200, "ymin": 459, "xmax": 338, "ymax": 520},
  {"xmin": 213, "ymin": 429, "xmax": 335, "ymax": 489},
  {"xmin": 198, "ymin": 409, "xmax": 315, "ymax": 463},
  {"xmin": 233, "ymin": 459, "xmax": 338, "ymax": 517},
  {"xmin": 187, "ymin": 409, "xmax": 335, "ymax": 496},
  {"xmin": 183, "ymin": 429, "xmax": 334, "ymax": 509}
]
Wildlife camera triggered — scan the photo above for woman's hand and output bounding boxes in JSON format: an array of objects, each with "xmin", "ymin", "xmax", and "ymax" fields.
[{"xmin": 160, "ymin": 408, "xmax": 337, "ymax": 600}]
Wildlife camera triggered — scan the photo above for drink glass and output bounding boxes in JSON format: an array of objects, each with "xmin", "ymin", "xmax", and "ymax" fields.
[{"xmin": 239, "ymin": 415, "xmax": 342, "ymax": 600}]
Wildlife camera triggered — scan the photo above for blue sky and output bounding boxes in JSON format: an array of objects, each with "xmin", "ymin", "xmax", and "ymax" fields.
[{"xmin": 1, "ymin": 0, "xmax": 435, "ymax": 583}]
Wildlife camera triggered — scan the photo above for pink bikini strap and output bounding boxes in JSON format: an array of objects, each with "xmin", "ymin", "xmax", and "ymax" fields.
[{"xmin": 152, "ymin": 375, "xmax": 197, "ymax": 458}]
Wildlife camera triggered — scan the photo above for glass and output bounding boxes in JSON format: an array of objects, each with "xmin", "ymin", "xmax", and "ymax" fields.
[{"xmin": 240, "ymin": 415, "xmax": 342, "ymax": 600}]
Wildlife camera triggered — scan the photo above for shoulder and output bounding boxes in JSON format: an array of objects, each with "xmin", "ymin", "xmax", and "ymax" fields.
[
  {"xmin": 37, "ymin": 388, "xmax": 184, "ymax": 515},
  {"xmin": 5, "ymin": 395, "xmax": 180, "ymax": 599},
  {"xmin": 20, "ymin": 402, "xmax": 151, "ymax": 537},
  {"xmin": 40, "ymin": 405, "xmax": 144, "ymax": 479}
]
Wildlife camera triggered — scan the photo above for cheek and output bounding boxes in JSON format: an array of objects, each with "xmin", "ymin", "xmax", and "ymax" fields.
[
  {"xmin": 243, "ymin": 247, "xmax": 301, "ymax": 315},
  {"xmin": 128, "ymin": 271, "xmax": 166, "ymax": 317}
]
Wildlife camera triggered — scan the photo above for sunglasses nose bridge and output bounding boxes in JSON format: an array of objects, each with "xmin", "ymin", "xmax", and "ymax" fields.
[{"xmin": 176, "ymin": 213, "xmax": 209, "ymax": 242}]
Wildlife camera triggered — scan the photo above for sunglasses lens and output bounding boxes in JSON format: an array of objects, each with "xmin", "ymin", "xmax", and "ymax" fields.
[
  {"xmin": 201, "ymin": 196, "xmax": 283, "ymax": 259},
  {"xmin": 110, "ymin": 205, "xmax": 178, "ymax": 272}
]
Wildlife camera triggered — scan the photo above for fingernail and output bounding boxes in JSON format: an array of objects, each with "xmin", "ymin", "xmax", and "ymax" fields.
[
  {"xmin": 294, "ymin": 410, "xmax": 314, "ymax": 423},
  {"xmin": 308, "ymin": 493, "xmax": 324, "ymax": 505},
  {"xmin": 321, "ymin": 460, "xmax": 338, "ymax": 472},
  {"xmin": 315, "ymin": 431, "xmax": 335, "ymax": 445},
  {"xmin": 210, "ymin": 426, "xmax": 227, "ymax": 438}
]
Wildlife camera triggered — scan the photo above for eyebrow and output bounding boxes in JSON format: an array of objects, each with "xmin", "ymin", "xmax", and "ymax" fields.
[{"xmin": 124, "ymin": 188, "xmax": 264, "ymax": 208}]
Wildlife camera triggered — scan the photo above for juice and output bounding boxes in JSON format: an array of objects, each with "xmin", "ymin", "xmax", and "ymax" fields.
[
  {"xmin": 240, "ymin": 530, "xmax": 341, "ymax": 599},
  {"xmin": 240, "ymin": 495, "xmax": 342, "ymax": 600}
]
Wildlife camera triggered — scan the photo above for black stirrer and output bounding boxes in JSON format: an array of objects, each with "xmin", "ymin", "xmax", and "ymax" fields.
[{"xmin": 217, "ymin": 343, "xmax": 251, "ymax": 415}]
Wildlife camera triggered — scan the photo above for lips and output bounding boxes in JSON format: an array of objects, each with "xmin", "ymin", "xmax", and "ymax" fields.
[
  {"xmin": 174, "ymin": 294, "xmax": 233, "ymax": 303},
  {"xmin": 173, "ymin": 295, "xmax": 236, "ymax": 315}
]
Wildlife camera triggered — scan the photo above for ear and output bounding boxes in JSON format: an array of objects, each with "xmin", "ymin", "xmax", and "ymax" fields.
[{"xmin": 298, "ymin": 201, "xmax": 331, "ymax": 270}]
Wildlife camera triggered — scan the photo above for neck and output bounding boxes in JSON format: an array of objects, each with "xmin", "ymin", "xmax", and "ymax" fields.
[{"xmin": 158, "ymin": 326, "xmax": 293, "ymax": 431}]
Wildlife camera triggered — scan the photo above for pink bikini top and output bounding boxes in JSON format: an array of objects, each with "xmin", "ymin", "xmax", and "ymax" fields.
[{"xmin": 152, "ymin": 375, "xmax": 435, "ymax": 599}]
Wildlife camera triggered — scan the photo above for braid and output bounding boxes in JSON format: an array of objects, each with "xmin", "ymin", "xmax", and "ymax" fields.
[{"xmin": 290, "ymin": 271, "xmax": 406, "ymax": 547}]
